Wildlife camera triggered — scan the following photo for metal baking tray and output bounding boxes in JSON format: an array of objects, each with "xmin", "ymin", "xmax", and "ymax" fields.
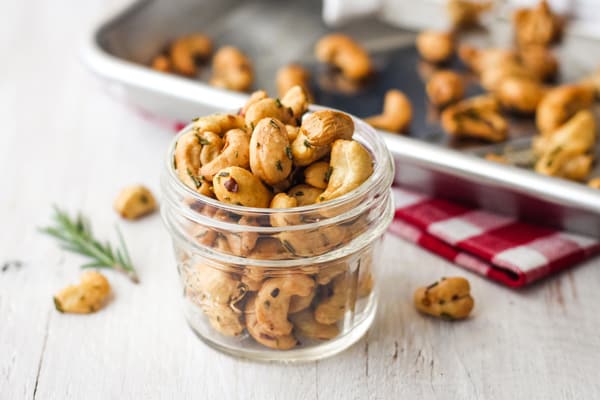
[{"xmin": 83, "ymin": 0, "xmax": 600, "ymax": 237}]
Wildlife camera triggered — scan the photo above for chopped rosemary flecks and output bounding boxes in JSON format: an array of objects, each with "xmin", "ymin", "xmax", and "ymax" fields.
[
  {"xmin": 285, "ymin": 146, "xmax": 293, "ymax": 160},
  {"xmin": 295, "ymin": 191, "xmax": 304, "ymax": 196},
  {"xmin": 324, "ymin": 167, "xmax": 333, "ymax": 182},
  {"xmin": 303, "ymin": 139, "xmax": 312, "ymax": 148},
  {"xmin": 275, "ymin": 98, "xmax": 282, "ymax": 108},
  {"xmin": 235, "ymin": 150, "xmax": 239, "ymax": 158},
  {"xmin": 195, "ymin": 134, "xmax": 210, "ymax": 145},
  {"xmin": 269, "ymin": 119, "xmax": 279, "ymax": 129},
  {"xmin": 192, "ymin": 117, "xmax": 200, "ymax": 122},
  {"xmin": 426, "ymin": 281, "xmax": 439, "ymax": 290},
  {"xmin": 281, "ymin": 240, "xmax": 296, "ymax": 254},
  {"xmin": 250, "ymin": 122, "xmax": 255, "ymax": 131},
  {"xmin": 218, "ymin": 171, "xmax": 230, "ymax": 177},
  {"xmin": 187, "ymin": 169, "xmax": 203, "ymax": 189},
  {"xmin": 275, "ymin": 160, "xmax": 283, "ymax": 171},
  {"xmin": 40, "ymin": 207, "xmax": 139, "ymax": 283}
]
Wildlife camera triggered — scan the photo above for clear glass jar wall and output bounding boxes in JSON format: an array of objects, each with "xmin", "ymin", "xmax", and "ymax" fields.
[{"xmin": 161, "ymin": 114, "xmax": 394, "ymax": 361}]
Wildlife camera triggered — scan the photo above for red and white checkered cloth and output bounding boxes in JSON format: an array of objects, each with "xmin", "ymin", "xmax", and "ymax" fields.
[{"xmin": 389, "ymin": 187, "xmax": 600, "ymax": 287}]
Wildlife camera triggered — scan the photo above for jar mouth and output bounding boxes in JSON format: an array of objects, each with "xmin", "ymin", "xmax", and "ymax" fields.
[{"xmin": 163, "ymin": 107, "xmax": 394, "ymax": 217}]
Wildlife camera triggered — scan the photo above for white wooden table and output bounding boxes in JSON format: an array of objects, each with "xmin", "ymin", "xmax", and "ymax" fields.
[{"xmin": 2, "ymin": 1, "xmax": 600, "ymax": 399}]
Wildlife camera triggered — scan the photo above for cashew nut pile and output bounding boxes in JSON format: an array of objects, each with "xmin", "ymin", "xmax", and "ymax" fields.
[
  {"xmin": 149, "ymin": 33, "xmax": 254, "ymax": 92},
  {"xmin": 54, "ymin": 271, "xmax": 111, "ymax": 314},
  {"xmin": 414, "ymin": 277, "xmax": 474, "ymax": 320}
]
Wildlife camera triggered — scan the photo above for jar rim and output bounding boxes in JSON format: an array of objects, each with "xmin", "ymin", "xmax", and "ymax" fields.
[{"xmin": 163, "ymin": 106, "xmax": 394, "ymax": 216}]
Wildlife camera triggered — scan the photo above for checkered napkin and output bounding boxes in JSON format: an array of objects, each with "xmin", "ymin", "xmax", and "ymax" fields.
[{"xmin": 389, "ymin": 188, "xmax": 600, "ymax": 287}]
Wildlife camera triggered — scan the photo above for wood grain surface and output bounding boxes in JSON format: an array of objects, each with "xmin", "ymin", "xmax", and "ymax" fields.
[{"xmin": 1, "ymin": 1, "xmax": 600, "ymax": 399}]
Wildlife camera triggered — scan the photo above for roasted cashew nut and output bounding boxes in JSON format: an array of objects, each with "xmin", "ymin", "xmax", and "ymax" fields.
[
  {"xmin": 319, "ymin": 139, "xmax": 373, "ymax": 202},
  {"xmin": 53, "ymin": 271, "xmax": 111, "ymax": 314},
  {"xmin": 220, "ymin": 215, "xmax": 259, "ymax": 257},
  {"xmin": 250, "ymin": 118, "xmax": 293, "ymax": 185},
  {"xmin": 288, "ymin": 184, "xmax": 323, "ymax": 206},
  {"xmin": 174, "ymin": 131, "xmax": 211, "ymax": 195},
  {"xmin": 204, "ymin": 303, "xmax": 245, "ymax": 336},
  {"xmin": 113, "ymin": 185, "xmax": 157, "ymax": 220},
  {"xmin": 365, "ymin": 89, "xmax": 413, "ymax": 133},
  {"xmin": 255, "ymin": 275, "xmax": 315, "ymax": 336},
  {"xmin": 269, "ymin": 193, "xmax": 299, "ymax": 227},
  {"xmin": 301, "ymin": 110, "xmax": 354, "ymax": 147},
  {"xmin": 496, "ymin": 76, "xmax": 545, "ymax": 114},
  {"xmin": 290, "ymin": 131, "xmax": 331, "ymax": 167},
  {"xmin": 189, "ymin": 263, "xmax": 246, "ymax": 305},
  {"xmin": 281, "ymin": 85, "xmax": 310, "ymax": 123},
  {"xmin": 244, "ymin": 98, "xmax": 294, "ymax": 128},
  {"xmin": 416, "ymin": 31, "xmax": 455, "ymax": 64},
  {"xmin": 200, "ymin": 129, "xmax": 250, "ymax": 180},
  {"xmin": 426, "ymin": 71, "xmax": 465, "ymax": 108},
  {"xmin": 441, "ymin": 95, "xmax": 508, "ymax": 142},
  {"xmin": 170, "ymin": 33, "xmax": 213, "ymax": 76},
  {"xmin": 536, "ymin": 84, "xmax": 595, "ymax": 135},
  {"xmin": 303, "ymin": 161, "xmax": 330, "ymax": 189},
  {"xmin": 277, "ymin": 64, "xmax": 312, "ymax": 101},
  {"xmin": 212, "ymin": 166, "xmax": 272, "ymax": 208},
  {"xmin": 315, "ymin": 33, "xmax": 372, "ymax": 80},
  {"xmin": 192, "ymin": 113, "xmax": 245, "ymax": 136},
  {"xmin": 248, "ymin": 237, "xmax": 291, "ymax": 260},
  {"xmin": 289, "ymin": 288, "xmax": 316, "ymax": 314},
  {"xmin": 315, "ymin": 274, "xmax": 355, "ymax": 325},
  {"xmin": 290, "ymin": 309, "xmax": 340, "ymax": 340},
  {"xmin": 199, "ymin": 132, "xmax": 224, "ymax": 166},
  {"xmin": 285, "ymin": 124, "xmax": 300, "ymax": 142},
  {"xmin": 316, "ymin": 261, "xmax": 348, "ymax": 285},
  {"xmin": 278, "ymin": 224, "xmax": 347, "ymax": 258},
  {"xmin": 210, "ymin": 46, "xmax": 254, "ymax": 92},
  {"xmin": 414, "ymin": 277, "xmax": 474, "ymax": 320},
  {"xmin": 245, "ymin": 295, "xmax": 299, "ymax": 350},
  {"xmin": 241, "ymin": 90, "xmax": 268, "ymax": 116}
]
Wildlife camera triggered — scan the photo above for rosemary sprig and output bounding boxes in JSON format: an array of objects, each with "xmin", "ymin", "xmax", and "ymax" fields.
[{"xmin": 40, "ymin": 207, "xmax": 139, "ymax": 283}]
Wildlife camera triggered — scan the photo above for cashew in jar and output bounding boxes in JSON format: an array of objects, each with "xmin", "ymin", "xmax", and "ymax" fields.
[
  {"xmin": 304, "ymin": 161, "xmax": 331, "ymax": 189},
  {"xmin": 210, "ymin": 46, "xmax": 254, "ymax": 92},
  {"xmin": 222, "ymin": 215, "xmax": 259, "ymax": 257},
  {"xmin": 245, "ymin": 98, "xmax": 294, "ymax": 128},
  {"xmin": 198, "ymin": 132, "xmax": 224, "ymax": 166},
  {"xmin": 441, "ymin": 96, "xmax": 508, "ymax": 142},
  {"xmin": 255, "ymin": 275, "xmax": 315, "ymax": 336},
  {"xmin": 281, "ymin": 85, "xmax": 310, "ymax": 123},
  {"xmin": 536, "ymin": 84, "xmax": 595, "ymax": 135},
  {"xmin": 416, "ymin": 31, "xmax": 455, "ymax": 64},
  {"xmin": 192, "ymin": 113, "xmax": 245, "ymax": 136},
  {"xmin": 53, "ymin": 271, "xmax": 111, "ymax": 314},
  {"xmin": 414, "ymin": 277, "xmax": 474, "ymax": 320},
  {"xmin": 285, "ymin": 124, "xmax": 300, "ymax": 142},
  {"xmin": 278, "ymin": 224, "xmax": 347, "ymax": 258},
  {"xmin": 289, "ymin": 288, "xmax": 316, "ymax": 314},
  {"xmin": 426, "ymin": 70, "xmax": 465, "ymax": 108},
  {"xmin": 289, "ymin": 309, "xmax": 340, "ymax": 340},
  {"xmin": 290, "ymin": 131, "xmax": 331, "ymax": 166},
  {"xmin": 277, "ymin": 65, "xmax": 312, "ymax": 101},
  {"xmin": 301, "ymin": 110, "xmax": 354, "ymax": 147},
  {"xmin": 365, "ymin": 90, "xmax": 413, "ymax": 133},
  {"xmin": 319, "ymin": 140, "xmax": 373, "ymax": 202},
  {"xmin": 316, "ymin": 261, "xmax": 348, "ymax": 285},
  {"xmin": 315, "ymin": 274, "xmax": 355, "ymax": 325},
  {"xmin": 170, "ymin": 33, "xmax": 213, "ymax": 76},
  {"xmin": 315, "ymin": 33, "xmax": 372, "ymax": 80},
  {"xmin": 113, "ymin": 185, "xmax": 157, "ymax": 220},
  {"xmin": 241, "ymin": 90, "xmax": 268, "ymax": 116},
  {"xmin": 269, "ymin": 193, "xmax": 299, "ymax": 227},
  {"xmin": 496, "ymin": 76, "xmax": 545, "ymax": 114},
  {"xmin": 191, "ymin": 263, "xmax": 247, "ymax": 305},
  {"xmin": 245, "ymin": 295, "xmax": 299, "ymax": 350},
  {"xmin": 212, "ymin": 166, "xmax": 272, "ymax": 208},
  {"xmin": 204, "ymin": 303, "xmax": 245, "ymax": 336},
  {"xmin": 249, "ymin": 118, "xmax": 293, "ymax": 185},
  {"xmin": 199, "ymin": 129, "xmax": 250, "ymax": 180},
  {"xmin": 174, "ymin": 131, "xmax": 211, "ymax": 196},
  {"xmin": 248, "ymin": 237, "xmax": 290, "ymax": 260},
  {"xmin": 288, "ymin": 184, "xmax": 323, "ymax": 206}
]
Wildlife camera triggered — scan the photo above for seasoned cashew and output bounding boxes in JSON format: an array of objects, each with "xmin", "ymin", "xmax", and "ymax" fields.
[
  {"xmin": 416, "ymin": 31, "xmax": 455, "ymax": 64},
  {"xmin": 198, "ymin": 132, "xmax": 224, "ymax": 166},
  {"xmin": 174, "ymin": 131, "xmax": 211, "ymax": 196},
  {"xmin": 365, "ymin": 90, "xmax": 413, "ymax": 133},
  {"xmin": 249, "ymin": 118, "xmax": 293, "ymax": 185},
  {"xmin": 588, "ymin": 178, "xmax": 600, "ymax": 189},
  {"xmin": 290, "ymin": 131, "xmax": 331, "ymax": 166},
  {"xmin": 245, "ymin": 98, "xmax": 294, "ymax": 128},
  {"xmin": 248, "ymin": 237, "xmax": 290, "ymax": 260},
  {"xmin": 210, "ymin": 46, "xmax": 253, "ymax": 92},
  {"xmin": 113, "ymin": 185, "xmax": 157, "ymax": 220},
  {"xmin": 192, "ymin": 113, "xmax": 245, "ymax": 136},
  {"xmin": 151, "ymin": 55, "xmax": 171, "ymax": 73},
  {"xmin": 255, "ymin": 275, "xmax": 315, "ymax": 336},
  {"xmin": 535, "ymin": 110, "xmax": 596, "ymax": 180},
  {"xmin": 281, "ymin": 85, "xmax": 310, "ymax": 123},
  {"xmin": 269, "ymin": 193, "xmax": 299, "ymax": 227},
  {"xmin": 315, "ymin": 33, "xmax": 372, "ymax": 80},
  {"xmin": 223, "ymin": 215, "xmax": 259, "ymax": 257},
  {"xmin": 245, "ymin": 295, "xmax": 298, "ymax": 350},
  {"xmin": 304, "ymin": 161, "xmax": 330, "ymax": 189},
  {"xmin": 241, "ymin": 90, "xmax": 268, "ymax": 116},
  {"xmin": 316, "ymin": 261, "xmax": 348, "ymax": 285},
  {"xmin": 536, "ymin": 84, "xmax": 595, "ymax": 135},
  {"xmin": 191, "ymin": 263, "xmax": 246, "ymax": 305},
  {"xmin": 426, "ymin": 71, "xmax": 465, "ymax": 107},
  {"xmin": 302, "ymin": 110, "xmax": 354, "ymax": 147},
  {"xmin": 203, "ymin": 303, "xmax": 244, "ymax": 336},
  {"xmin": 519, "ymin": 45, "xmax": 559, "ymax": 82},
  {"xmin": 447, "ymin": 0, "xmax": 493, "ymax": 29},
  {"xmin": 53, "ymin": 271, "xmax": 111, "ymax": 314},
  {"xmin": 319, "ymin": 140, "xmax": 373, "ymax": 202},
  {"xmin": 497, "ymin": 76, "xmax": 545, "ymax": 114},
  {"xmin": 285, "ymin": 124, "xmax": 300, "ymax": 142},
  {"xmin": 458, "ymin": 45, "xmax": 518, "ymax": 75},
  {"xmin": 289, "ymin": 288, "xmax": 316, "ymax": 314},
  {"xmin": 315, "ymin": 274, "xmax": 355, "ymax": 325},
  {"xmin": 278, "ymin": 224, "xmax": 347, "ymax": 258},
  {"xmin": 513, "ymin": 0, "xmax": 562, "ymax": 47},
  {"xmin": 290, "ymin": 309, "xmax": 340, "ymax": 340},
  {"xmin": 213, "ymin": 166, "xmax": 272, "ymax": 208},
  {"xmin": 414, "ymin": 277, "xmax": 474, "ymax": 320},
  {"xmin": 288, "ymin": 184, "xmax": 323, "ymax": 206},
  {"xmin": 199, "ymin": 129, "xmax": 250, "ymax": 180},
  {"xmin": 170, "ymin": 33, "xmax": 213, "ymax": 76},
  {"xmin": 441, "ymin": 96, "xmax": 508, "ymax": 142},
  {"xmin": 276, "ymin": 64, "xmax": 312, "ymax": 101}
]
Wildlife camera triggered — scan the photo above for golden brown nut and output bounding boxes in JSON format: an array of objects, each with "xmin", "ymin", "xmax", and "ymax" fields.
[
  {"xmin": 151, "ymin": 55, "xmax": 171, "ymax": 73},
  {"xmin": 416, "ymin": 30, "xmax": 455, "ymax": 64},
  {"xmin": 287, "ymin": 184, "xmax": 323, "ymax": 206},
  {"xmin": 414, "ymin": 277, "xmax": 474, "ymax": 320},
  {"xmin": 281, "ymin": 85, "xmax": 310, "ymax": 123},
  {"xmin": 170, "ymin": 33, "xmax": 213, "ymax": 76},
  {"xmin": 536, "ymin": 84, "xmax": 595, "ymax": 135},
  {"xmin": 513, "ymin": 0, "xmax": 562, "ymax": 47},
  {"xmin": 188, "ymin": 263, "xmax": 247, "ymax": 305},
  {"xmin": 269, "ymin": 193, "xmax": 299, "ymax": 227},
  {"xmin": 441, "ymin": 96, "xmax": 508, "ymax": 142},
  {"xmin": 212, "ymin": 166, "xmax": 272, "ymax": 208},
  {"xmin": 301, "ymin": 110, "xmax": 354, "ymax": 147},
  {"xmin": 315, "ymin": 33, "xmax": 372, "ymax": 80},
  {"xmin": 174, "ymin": 131, "xmax": 212, "ymax": 196},
  {"xmin": 54, "ymin": 271, "xmax": 111, "ymax": 314},
  {"xmin": 241, "ymin": 90, "xmax": 268, "ymax": 116},
  {"xmin": 426, "ymin": 70, "xmax": 465, "ymax": 107},
  {"xmin": 249, "ymin": 118, "xmax": 293, "ymax": 185},
  {"xmin": 290, "ymin": 309, "xmax": 340, "ymax": 340},
  {"xmin": 276, "ymin": 64, "xmax": 312, "ymax": 100},
  {"xmin": 288, "ymin": 288, "xmax": 316, "ymax": 314},
  {"xmin": 459, "ymin": 45, "xmax": 518, "ymax": 75},
  {"xmin": 588, "ymin": 178, "xmax": 600, "ymax": 189},
  {"xmin": 199, "ymin": 129, "xmax": 250, "ymax": 180},
  {"xmin": 496, "ymin": 76, "xmax": 545, "ymax": 114},
  {"xmin": 315, "ymin": 274, "xmax": 355, "ymax": 324},
  {"xmin": 365, "ymin": 89, "xmax": 413, "ymax": 133},
  {"xmin": 203, "ymin": 303, "xmax": 244, "ymax": 336},
  {"xmin": 193, "ymin": 113, "xmax": 246, "ymax": 136},
  {"xmin": 519, "ymin": 45, "xmax": 559, "ymax": 82},
  {"xmin": 114, "ymin": 185, "xmax": 157, "ymax": 220},
  {"xmin": 447, "ymin": 0, "xmax": 493, "ymax": 29},
  {"xmin": 210, "ymin": 46, "xmax": 253, "ymax": 92},
  {"xmin": 245, "ymin": 295, "xmax": 299, "ymax": 350},
  {"xmin": 244, "ymin": 98, "xmax": 294, "ymax": 128},
  {"xmin": 304, "ymin": 161, "xmax": 330, "ymax": 189}
]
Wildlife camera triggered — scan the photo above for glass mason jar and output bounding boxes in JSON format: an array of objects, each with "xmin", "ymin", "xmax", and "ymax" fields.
[{"xmin": 161, "ymin": 112, "xmax": 395, "ymax": 361}]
